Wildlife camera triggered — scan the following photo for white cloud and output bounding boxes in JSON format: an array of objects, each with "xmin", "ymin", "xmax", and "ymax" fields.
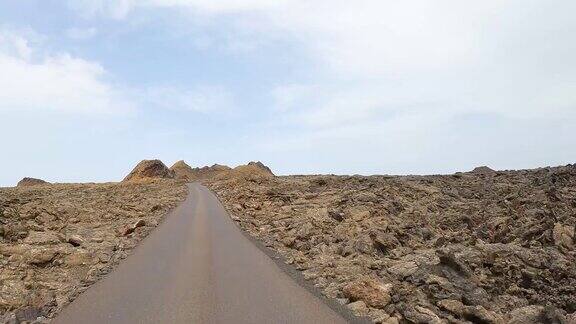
[
  {"xmin": 66, "ymin": 27, "xmax": 98, "ymax": 40},
  {"xmin": 80, "ymin": 1, "xmax": 576, "ymax": 117},
  {"xmin": 80, "ymin": 1, "xmax": 503, "ymax": 74},
  {"xmin": 0, "ymin": 28, "xmax": 236, "ymax": 117},
  {"xmin": 0, "ymin": 28, "xmax": 133, "ymax": 114}
]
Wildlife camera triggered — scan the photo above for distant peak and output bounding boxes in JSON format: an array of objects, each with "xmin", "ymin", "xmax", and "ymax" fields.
[{"xmin": 123, "ymin": 159, "xmax": 174, "ymax": 182}]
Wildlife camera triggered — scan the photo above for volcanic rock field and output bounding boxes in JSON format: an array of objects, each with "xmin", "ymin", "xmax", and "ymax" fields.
[{"xmin": 1, "ymin": 160, "xmax": 575, "ymax": 323}]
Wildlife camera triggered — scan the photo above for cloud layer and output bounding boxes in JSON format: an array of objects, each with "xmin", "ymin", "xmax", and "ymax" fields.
[
  {"xmin": 72, "ymin": 0, "xmax": 576, "ymax": 119},
  {"xmin": 0, "ymin": 27, "xmax": 236, "ymax": 115},
  {"xmin": 0, "ymin": 28, "xmax": 133, "ymax": 114}
]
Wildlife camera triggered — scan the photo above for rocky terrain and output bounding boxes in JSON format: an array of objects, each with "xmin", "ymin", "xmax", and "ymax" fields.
[
  {"xmin": 0, "ymin": 175, "xmax": 187, "ymax": 323},
  {"xmin": 206, "ymin": 164, "xmax": 576, "ymax": 323},
  {"xmin": 170, "ymin": 161, "xmax": 231, "ymax": 181}
]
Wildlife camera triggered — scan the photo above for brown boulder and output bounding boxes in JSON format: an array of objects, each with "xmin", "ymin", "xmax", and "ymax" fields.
[
  {"xmin": 25, "ymin": 248, "xmax": 57, "ymax": 265},
  {"xmin": 343, "ymin": 277, "xmax": 392, "ymax": 309},
  {"xmin": 553, "ymin": 222, "xmax": 574, "ymax": 250},
  {"xmin": 372, "ymin": 232, "xmax": 400, "ymax": 254},
  {"xmin": 346, "ymin": 300, "xmax": 369, "ymax": 316},
  {"xmin": 122, "ymin": 159, "xmax": 174, "ymax": 182},
  {"xmin": 506, "ymin": 305, "xmax": 544, "ymax": 324},
  {"xmin": 437, "ymin": 299, "xmax": 465, "ymax": 316}
]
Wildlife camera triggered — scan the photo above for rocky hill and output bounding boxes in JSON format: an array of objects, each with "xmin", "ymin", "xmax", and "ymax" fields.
[
  {"xmin": 206, "ymin": 164, "xmax": 576, "ymax": 323},
  {"xmin": 188, "ymin": 164, "xmax": 231, "ymax": 180},
  {"xmin": 215, "ymin": 161, "xmax": 274, "ymax": 183},
  {"xmin": 169, "ymin": 160, "xmax": 195, "ymax": 180},
  {"xmin": 17, "ymin": 178, "xmax": 49, "ymax": 187},
  {"xmin": 122, "ymin": 160, "xmax": 175, "ymax": 182}
]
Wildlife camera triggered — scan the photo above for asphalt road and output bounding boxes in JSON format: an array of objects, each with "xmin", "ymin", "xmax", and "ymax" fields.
[{"xmin": 54, "ymin": 183, "xmax": 351, "ymax": 324}]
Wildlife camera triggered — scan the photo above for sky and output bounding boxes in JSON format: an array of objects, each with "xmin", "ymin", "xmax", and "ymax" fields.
[{"xmin": 0, "ymin": 0, "xmax": 575, "ymax": 186}]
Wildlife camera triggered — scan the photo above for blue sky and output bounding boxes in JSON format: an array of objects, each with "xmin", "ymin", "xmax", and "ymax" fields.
[{"xmin": 1, "ymin": 0, "xmax": 575, "ymax": 186}]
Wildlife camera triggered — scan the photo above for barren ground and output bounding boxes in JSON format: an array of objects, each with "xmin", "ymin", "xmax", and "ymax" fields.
[
  {"xmin": 206, "ymin": 165, "xmax": 576, "ymax": 323},
  {"xmin": 0, "ymin": 180, "xmax": 187, "ymax": 323}
]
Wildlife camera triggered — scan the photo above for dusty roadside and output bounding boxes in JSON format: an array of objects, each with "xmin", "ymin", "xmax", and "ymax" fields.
[
  {"xmin": 0, "ymin": 180, "xmax": 187, "ymax": 323},
  {"xmin": 206, "ymin": 164, "xmax": 576, "ymax": 323}
]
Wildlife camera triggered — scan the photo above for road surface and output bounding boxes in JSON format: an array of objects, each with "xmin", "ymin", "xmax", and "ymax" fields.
[{"xmin": 54, "ymin": 183, "xmax": 351, "ymax": 324}]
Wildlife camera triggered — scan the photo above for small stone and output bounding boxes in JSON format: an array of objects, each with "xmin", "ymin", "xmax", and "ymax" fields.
[
  {"xmin": 553, "ymin": 223, "xmax": 574, "ymax": 250},
  {"xmin": 67, "ymin": 235, "xmax": 84, "ymax": 247},
  {"xmin": 437, "ymin": 299, "xmax": 465, "ymax": 317},
  {"xmin": 383, "ymin": 317, "xmax": 399, "ymax": 324},
  {"xmin": 507, "ymin": 305, "xmax": 545, "ymax": 324},
  {"xmin": 282, "ymin": 237, "xmax": 296, "ymax": 247},
  {"xmin": 463, "ymin": 305, "xmax": 502, "ymax": 324},
  {"xmin": 372, "ymin": 233, "xmax": 400, "ymax": 254},
  {"xmin": 343, "ymin": 277, "xmax": 392, "ymax": 309},
  {"xmin": 412, "ymin": 306, "xmax": 442, "ymax": 324},
  {"xmin": 123, "ymin": 226, "xmax": 135, "ymax": 236},
  {"xmin": 371, "ymin": 309, "xmax": 391, "ymax": 323},
  {"xmin": 347, "ymin": 300, "xmax": 369, "ymax": 316},
  {"xmin": 354, "ymin": 235, "xmax": 374, "ymax": 254},
  {"xmin": 26, "ymin": 248, "xmax": 56, "ymax": 265},
  {"xmin": 387, "ymin": 261, "xmax": 418, "ymax": 278},
  {"xmin": 328, "ymin": 209, "xmax": 344, "ymax": 222},
  {"xmin": 296, "ymin": 222, "xmax": 314, "ymax": 239},
  {"xmin": 123, "ymin": 219, "xmax": 146, "ymax": 236}
]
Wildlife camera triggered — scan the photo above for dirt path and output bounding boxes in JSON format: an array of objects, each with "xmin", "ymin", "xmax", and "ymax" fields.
[{"xmin": 53, "ymin": 183, "xmax": 351, "ymax": 324}]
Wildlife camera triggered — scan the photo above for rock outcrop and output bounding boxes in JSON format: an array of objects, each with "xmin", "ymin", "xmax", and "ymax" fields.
[
  {"xmin": 246, "ymin": 161, "xmax": 274, "ymax": 175},
  {"xmin": 215, "ymin": 161, "xmax": 275, "ymax": 182},
  {"xmin": 170, "ymin": 160, "xmax": 195, "ymax": 180},
  {"xmin": 16, "ymin": 177, "xmax": 49, "ymax": 187},
  {"xmin": 122, "ymin": 160, "xmax": 175, "ymax": 182},
  {"xmin": 168, "ymin": 161, "xmax": 273, "ymax": 182},
  {"xmin": 189, "ymin": 164, "xmax": 231, "ymax": 180}
]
